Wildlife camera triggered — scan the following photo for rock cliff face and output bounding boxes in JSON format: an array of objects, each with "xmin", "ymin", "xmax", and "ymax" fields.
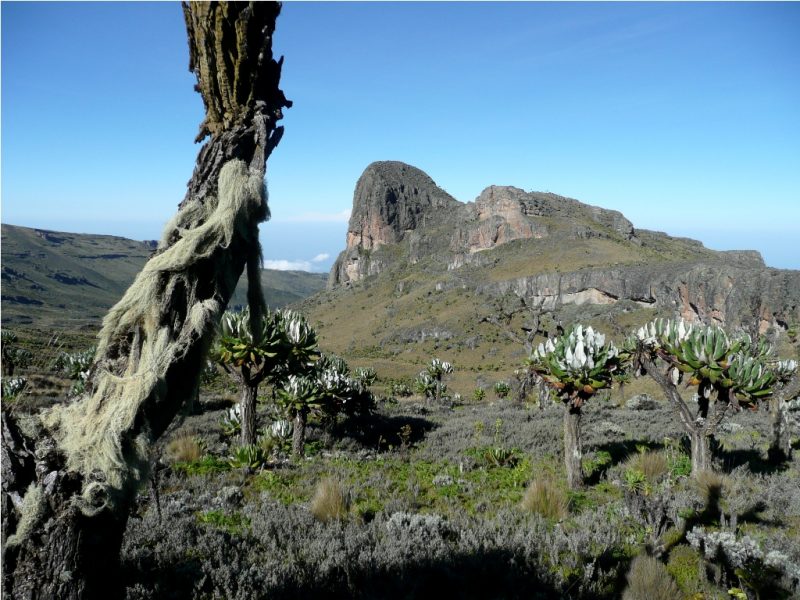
[
  {"xmin": 483, "ymin": 262, "xmax": 800, "ymax": 332},
  {"xmin": 345, "ymin": 161, "xmax": 460, "ymax": 250},
  {"xmin": 330, "ymin": 162, "xmax": 460, "ymax": 286},
  {"xmin": 329, "ymin": 161, "xmax": 799, "ymax": 330},
  {"xmin": 330, "ymin": 164, "xmax": 640, "ymax": 286}
]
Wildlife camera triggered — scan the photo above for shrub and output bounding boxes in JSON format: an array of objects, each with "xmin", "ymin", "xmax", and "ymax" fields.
[
  {"xmin": 414, "ymin": 358, "xmax": 453, "ymax": 402},
  {"xmin": 165, "ymin": 434, "xmax": 204, "ymax": 463},
  {"xmin": 55, "ymin": 347, "xmax": 95, "ymax": 396},
  {"xmin": 494, "ymin": 381, "xmax": 511, "ymax": 399},
  {"xmin": 520, "ymin": 477, "xmax": 569, "ymax": 521},
  {"xmin": 472, "ymin": 388, "xmax": 486, "ymax": 402},
  {"xmin": 196, "ymin": 510, "xmax": 250, "ymax": 535},
  {"xmin": 1, "ymin": 377, "xmax": 28, "ymax": 400},
  {"xmin": 666, "ymin": 544, "xmax": 706, "ymax": 595},
  {"xmin": 694, "ymin": 469, "xmax": 727, "ymax": 506},
  {"xmin": 227, "ymin": 444, "xmax": 269, "ymax": 470},
  {"xmin": 389, "ymin": 381, "xmax": 412, "ymax": 397},
  {"xmin": 483, "ymin": 446, "xmax": 518, "ymax": 468},
  {"xmin": 310, "ymin": 477, "xmax": 349, "ymax": 522},
  {"xmin": 622, "ymin": 554, "xmax": 679, "ymax": 600},
  {"xmin": 220, "ymin": 404, "xmax": 242, "ymax": 437},
  {"xmin": 686, "ymin": 526, "xmax": 800, "ymax": 597}
]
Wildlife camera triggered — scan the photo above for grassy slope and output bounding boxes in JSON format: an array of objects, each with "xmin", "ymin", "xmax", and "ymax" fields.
[
  {"xmin": 298, "ymin": 230, "xmax": 712, "ymax": 400},
  {"xmin": 1, "ymin": 224, "xmax": 326, "ymax": 328}
]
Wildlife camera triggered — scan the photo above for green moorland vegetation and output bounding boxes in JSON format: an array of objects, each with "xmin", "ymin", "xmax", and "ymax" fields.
[{"xmin": 3, "ymin": 304, "xmax": 799, "ymax": 599}]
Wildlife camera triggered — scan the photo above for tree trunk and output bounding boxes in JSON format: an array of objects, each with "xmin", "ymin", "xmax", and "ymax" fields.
[
  {"xmin": 637, "ymin": 352, "xmax": 714, "ymax": 479},
  {"xmin": 240, "ymin": 384, "xmax": 258, "ymax": 446},
  {"xmin": 690, "ymin": 429, "xmax": 712, "ymax": 477},
  {"xmin": 292, "ymin": 410, "xmax": 307, "ymax": 458},
  {"xmin": 2, "ymin": 417, "xmax": 129, "ymax": 598},
  {"xmin": 768, "ymin": 376, "xmax": 799, "ymax": 464},
  {"xmin": 2, "ymin": 3, "xmax": 289, "ymax": 598},
  {"xmin": 563, "ymin": 405, "xmax": 583, "ymax": 489},
  {"xmin": 768, "ymin": 397, "xmax": 794, "ymax": 463}
]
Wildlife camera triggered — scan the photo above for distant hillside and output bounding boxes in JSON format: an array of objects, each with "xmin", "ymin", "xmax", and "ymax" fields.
[
  {"xmin": 300, "ymin": 161, "xmax": 800, "ymax": 392},
  {"xmin": 1, "ymin": 224, "xmax": 327, "ymax": 328}
]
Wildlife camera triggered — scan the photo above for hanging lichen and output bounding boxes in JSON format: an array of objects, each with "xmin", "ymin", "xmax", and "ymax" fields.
[{"xmin": 41, "ymin": 159, "xmax": 265, "ymax": 513}]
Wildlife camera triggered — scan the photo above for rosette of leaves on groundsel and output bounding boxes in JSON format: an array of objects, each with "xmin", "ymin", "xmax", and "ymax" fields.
[
  {"xmin": 55, "ymin": 347, "xmax": 96, "ymax": 397},
  {"xmin": 528, "ymin": 325, "xmax": 622, "ymax": 407},
  {"xmin": 279, "ymin": 310, "xmax": 321, "ymax": 376},
  {"xmin": 314, "ymin": 356, "xmax": 376, "ymax": 418},
  {"xmin": 634, "ymin": 318, "xmax": 790, "ymax": 409},
  {"xmin": 215, "ymin": 307, "xmax": 285, "ymax": 374}
]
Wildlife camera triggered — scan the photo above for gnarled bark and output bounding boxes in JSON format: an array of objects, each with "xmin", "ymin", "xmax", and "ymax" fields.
[
  {"xmin": 637, "ymin": 352, "xmax": 716, "ymax": 477},
  {"xmin": 768, "ymin": 376, "xmax": 799, "ymax": 463},
  {"xmin": 240, "ymin": 384, "xmax": 259, "ymax": 446},
  {"xmin": 563, "ymin": 406, "xmax": 583, "ymax": 489},
  {"xmin": 2, "ymin": 3, "xmax": 289, "ymax": 597}
]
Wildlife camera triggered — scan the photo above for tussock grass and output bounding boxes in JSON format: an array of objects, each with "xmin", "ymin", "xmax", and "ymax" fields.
[
  {"xmin": 310, "ymin": 477, "xmax": 349, "ymax": 522},
  {"xmin": 165, "ymin": 434, "xmax": 204, "ymax": 464},
  {"xmin": 695, "ymin": 469, "xmax": 727, "ymax": 505},
  {"xmin": 520, "ymin": 476, "xmax": 569, "ymax": 520},
  {"xmin": 622, "ymin": 554, "xmax": 679, "ymax": 600},
  {"xmin": 624, "ymin": 450, "xmax": 668, "ymax": 484}
]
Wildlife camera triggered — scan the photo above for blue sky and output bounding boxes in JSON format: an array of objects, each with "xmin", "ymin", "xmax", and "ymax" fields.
[{"xmin": 2, "ymin": 2, "xmax": 799, "ymax": 271}]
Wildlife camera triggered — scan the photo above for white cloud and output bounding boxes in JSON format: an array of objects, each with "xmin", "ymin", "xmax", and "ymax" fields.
[
  {"xmin": 263, "ymin": 254, "xmax": 334, "ymax": 272},
  {"xmin": 274, "ymin": 209, "xmax": 351, "ymax": 223},
  {"xmin": 263, "ymin": 259, "xmax": 314, "ymax": 271}
]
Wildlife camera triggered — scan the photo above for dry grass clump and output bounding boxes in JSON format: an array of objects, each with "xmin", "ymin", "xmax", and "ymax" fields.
[
  {"xmin": 694, "ymin": 469, "xmax": 728, "ymax": 505},
  {"xmin": 622, "ymin": 554, "xmax": 679, "ymax": 600},
  {"xmin": 165, "ymin": 434, "xmax": 204, "ymax": 463},
  {"xmin": 624, "ymin": 450, "xmax": 668, "ymax": 484},
  {"xmin": 520, "ymin": 477, "xmax": 569, "ymax": 521},
  {"xmin": 310, "ymin": 477, "xmax": 349, "ymax": 522}
]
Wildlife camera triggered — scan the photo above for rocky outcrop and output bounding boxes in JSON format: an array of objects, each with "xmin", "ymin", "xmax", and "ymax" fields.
[
  {"xmin": 450, "ymin": 187, "xmax": 547, "ymax": 254},
  {"xmin": 483, "ymin": 262, "xmax": 800, "ymax": 331},
  {"xmin": 330, "ymin": 162, "xmax": 460, "ymax": 286},
  {"xmin": 328, "ymin": 161, "xmax": 798, "ymax": 332},
  {"xmin": 330, "ymin": 164, "xmax": 641, "ymax": 286},
  {"xmin": 346, "ymin": 161, "xmax": 460, "ymax": 249}
]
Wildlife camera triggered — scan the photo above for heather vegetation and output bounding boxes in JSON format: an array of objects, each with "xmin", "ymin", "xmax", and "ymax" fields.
[{"xmin": 4, "ymin": 311, "xmax": 799, "ymax": 599}]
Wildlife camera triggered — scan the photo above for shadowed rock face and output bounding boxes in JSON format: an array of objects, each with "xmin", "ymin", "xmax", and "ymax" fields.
[
  {"xmin": 483, "ymin": 262, "xmax": 800, "ymax": 332},
  {"xmin": 330, "ymin": 162, "xmax": 460, "ymax": 286},
  {"xmin": 345, "ymin": 161, "xmax": 460, "ymax": 251},
  {"xmin": 329, "ymin": 161, "xmax": 799, "ymax": 330}
]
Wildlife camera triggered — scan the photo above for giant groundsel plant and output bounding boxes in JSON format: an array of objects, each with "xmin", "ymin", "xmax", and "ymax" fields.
[
  {"xmin": 633, "ymin": 318, "xmax": 797, "ymax": 476},
  {"xmin": 528, "ymin": 325, "xmax": 623, "ymax": 488}
]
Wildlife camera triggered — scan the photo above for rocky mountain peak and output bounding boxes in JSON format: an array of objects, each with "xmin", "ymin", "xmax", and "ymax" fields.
[
  {"xmin": 331, "ymin": 162, "xmax": 647, "ymax": 286},
  {"xmin": 474, "ymin": 186, "xmax": 635, "ymax": 240},
  {"xmin": 328, "ymin": 164, "xmax": 797, "ymax": 334},
  {"xmin": 344, "ymin": 161, "xmax": 460, "ymax": 251}
]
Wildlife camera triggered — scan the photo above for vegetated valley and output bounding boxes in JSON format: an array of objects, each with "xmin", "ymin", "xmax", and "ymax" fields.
[{"xmin": 3, "ymin": 162, "xmax": 800, "ymax": 599}]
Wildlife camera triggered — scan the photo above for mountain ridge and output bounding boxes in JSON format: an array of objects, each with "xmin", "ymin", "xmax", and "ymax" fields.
[
  {"xmin": 327, "ymin": 161, "xmax": 795, "ymax": 333},
  {"xmin": 1, "ymin": 224, "xmax": 327, "ymax": 328}
]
